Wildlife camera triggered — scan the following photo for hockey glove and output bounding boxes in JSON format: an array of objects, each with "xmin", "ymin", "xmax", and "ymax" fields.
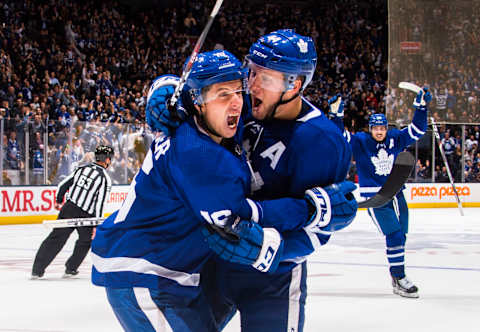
[
  {"xmin": 328, "ymin": 94, "xmax": 344, "ymax": 118},
  {"xmin": 146, "ymin": 75, "xmax": 186, "ymax": 136},
  {"xmin": 304, "ymin": 181, "xmax": 358, "ymax": 234},
  {"xmin": 412, "ymin": 87, "xmax": 432, "ymax": 111},
  {"xmin": 202, "ymin": 220, "xmax": 284, "ymax": 273}
]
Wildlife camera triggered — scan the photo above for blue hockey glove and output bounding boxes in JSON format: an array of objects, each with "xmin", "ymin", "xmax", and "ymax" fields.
[
  {"xmin": 328, "ymin": 94, "xmax": 344, "ymax": 118},
  {"xmin": 202, "ymin": 220, "xmax": 284, "ymax": 273},
  {"xmin": 304, "ymin": 181, "xmax": 358, "ymax": 234},
  {"xmin": 413, "ymin": 87, "xmax": 432, "ymax": 111},
  {"xmin": 146, "ymin": 75, "xmax": 186, "ymax": 136}
]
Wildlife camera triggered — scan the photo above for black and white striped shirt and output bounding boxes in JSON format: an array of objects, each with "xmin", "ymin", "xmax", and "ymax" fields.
[{"xmin": 57, "ymin": 163, "xmax": 112, "ymax": 218}]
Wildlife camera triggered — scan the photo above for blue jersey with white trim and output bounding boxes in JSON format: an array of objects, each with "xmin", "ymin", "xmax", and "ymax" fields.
[
  {"xmin": 342, "ymin": 108, "xmax": 427, "ymax": 197},
  {"xmin": 241, "ymin": 98, "xmax": 352, "ymax": 272},
  {"xmin": 91, "ymin": 118, "xmax": 310, "ymax": 297}
]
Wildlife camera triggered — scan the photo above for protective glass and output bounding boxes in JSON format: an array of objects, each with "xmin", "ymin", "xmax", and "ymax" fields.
[
  {"xmin": 202, "ymin": 87, "xmax": 245, "ymax": 104},
  {"xmin": 246, "ymin": 61, "xmax": 296, "ymax": 92}
]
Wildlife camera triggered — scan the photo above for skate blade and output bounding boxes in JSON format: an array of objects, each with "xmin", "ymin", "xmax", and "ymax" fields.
[{"xmin": 393, "ymin": 288, "xmax": 419, "ymax": 298}]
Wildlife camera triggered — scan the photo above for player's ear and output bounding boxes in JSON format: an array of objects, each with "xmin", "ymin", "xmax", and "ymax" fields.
[
  {"xmin": 194, "ymin": 104, "xmax": 203, "ymax": 116},
  {"xmin": 286, "ymin": 79, "xmax": 302, "ymax": 97},
  {"xmin": 292, "ymin": 78, "xmax": 303, "ymax": 94}
]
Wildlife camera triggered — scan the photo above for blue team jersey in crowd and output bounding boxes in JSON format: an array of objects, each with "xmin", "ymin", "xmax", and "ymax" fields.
[
  {"xmin": 341, "ymin": 109, "xmax": 427, "ymax": 198},
  {"xmin": 241, "ymin": 98, "xmax": 352, "ymax": 271},
  {"xmin": 91, "ymin": 117, "xmax": 310, "ymax": 298}
]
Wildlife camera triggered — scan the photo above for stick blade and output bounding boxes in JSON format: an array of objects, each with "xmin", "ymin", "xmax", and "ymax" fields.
[
  {"xmin": 398, "ymin": 82, "xmax": 422, "ymax": 94},
  {"xmin": 358, "ymin": 151, "xmax": 415, "ymax": 209}
]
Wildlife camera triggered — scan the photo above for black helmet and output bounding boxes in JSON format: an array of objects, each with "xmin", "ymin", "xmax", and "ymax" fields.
[{"xmin": 95, "ymin": 145, "xmax": 114, "ymax": 162}]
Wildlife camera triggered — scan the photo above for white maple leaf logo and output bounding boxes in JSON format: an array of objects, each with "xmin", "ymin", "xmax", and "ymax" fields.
[
  {"xmin": 370, "ymin": 148, "xmax": 394, "ymax": 176},
  {"xmin": 297, "ymin": 39, "xmax": 308, "ymax": 53}
]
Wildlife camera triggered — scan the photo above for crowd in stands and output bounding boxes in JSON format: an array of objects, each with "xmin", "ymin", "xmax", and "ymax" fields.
[
  {"xmin": 387, "ymin": 0, "xmax": 480, "ymax": 183},
  {"xmin": 0, "ymin": 0, "xmax": 479, "ymax": 185},
  {"xmin": 411, "ymin": 125, "xmax": 480, "ymax": 183}
]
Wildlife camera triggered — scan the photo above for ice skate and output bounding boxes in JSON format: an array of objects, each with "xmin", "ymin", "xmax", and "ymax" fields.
[
  {"xmin": 392, "ymin": 276, "xmax": 419, "ymax": 298},
  {"xmin": 63, "ymin": 269, "xmax": 79, "ymax": 278}
]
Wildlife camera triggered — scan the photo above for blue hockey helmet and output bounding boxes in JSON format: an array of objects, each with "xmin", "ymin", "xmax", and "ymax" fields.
[
  {"xmin": 246, "ymin": 29, "xmax": 317, "ymax": 91},
  {"xmin": 186, "ymin": 50, "xmax": 247, "ymax": 105},
  {"xmin": 369, "ymin": 113, "xmax": 388, "ymax": 129}
]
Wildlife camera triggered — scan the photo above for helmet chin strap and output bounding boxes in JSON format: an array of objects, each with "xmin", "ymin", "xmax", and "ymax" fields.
[
  {"xmin": 265, "ymin": 91, "xmax": 300, "ymax": 121},
  {"xmin": 264, "ymin": 76, "xmax": 301, "ymax": 121},
  {"xmin": 195, "ymin": 105, "xmax": 238, "ymax": 154},
  {"xmin": 196, "ymin": 104, "xmax": 223, "ymax": 139}
]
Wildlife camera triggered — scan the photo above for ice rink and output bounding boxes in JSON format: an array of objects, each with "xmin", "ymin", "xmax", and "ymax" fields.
[{"xmin": 1, "ymin": 208, "xmax": 479, "ymax": 332}]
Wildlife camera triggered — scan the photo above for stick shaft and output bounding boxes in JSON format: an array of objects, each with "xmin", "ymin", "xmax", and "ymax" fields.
[
  {"xmin": 43, "ymin": 217, "xmax": 105, "ymax": 228},
  {"xmin": 430, "ymin": 117, "xmax": 464, "ymax": 216},
  {"xmin": 169, "ymin": 0, "xmax": 224, "ymax": 107}
]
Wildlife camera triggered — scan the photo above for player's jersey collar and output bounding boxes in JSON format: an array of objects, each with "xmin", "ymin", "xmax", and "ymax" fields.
[{"xmin": 296, "ymin": 97, "xmax": 322, "ymax": 123}]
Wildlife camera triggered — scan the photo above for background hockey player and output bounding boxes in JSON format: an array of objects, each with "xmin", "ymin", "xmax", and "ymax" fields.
[
  {"xmin": 329, "ymin": 87, "xmax": 432, "ymax": 298},
  {"xmin": 92, "ymin": 50, "xmax": 351, "ymax": 332},
  {"xmin": 31, "ymin": 145, "xmax": 113, "ymax": 279},
  {"xmin": 147, "ymin": 30, "xmax": 356, "ymax": 332}
]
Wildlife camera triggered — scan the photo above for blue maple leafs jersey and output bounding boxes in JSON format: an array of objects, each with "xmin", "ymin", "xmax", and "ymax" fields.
[
  {"xmin": 242, "ymin": 98, "xmax": 352, "ymax": 271},
  {"xmin": 91, "ymin": 118, "xmax": 310, "ymax": 298},
  {"xmin": 337, "ymin": 108, "xmax": 427, "ymax": 198}
]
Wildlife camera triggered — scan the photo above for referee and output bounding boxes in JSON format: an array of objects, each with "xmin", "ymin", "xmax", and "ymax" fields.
[{"xmin": 31, "ymin": 145, "xmax": 113, "ymax": 279}]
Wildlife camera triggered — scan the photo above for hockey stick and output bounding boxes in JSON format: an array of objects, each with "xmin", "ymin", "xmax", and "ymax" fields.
[
  {"xmin": 43, "ymin": 217, "xmax": 105, "ymax": 228},
  {"xmin": 398, "ymin": 81, "xmax": 422, "ymax": 94},
  {"xmin": 43, "ymin": 215, "xmax": 241, "ymax": 243},
  {"xmin": 45, "ymin": 152, "xmax": 412, "ymax": 231},
  {"xmin": 43, "ymin": 214, "xmax": 241, "ymax": 242},
  {"xmin": 398, "ymin": 82, "xmax": 464, "ymax": 215},
  {"xmin": 358, "ymin": 151, "xmax": 415, "ymax": 208},
  {"xmin": 169, "ymin": 0, "xmax": 224, "ymax": 109},
  {"xmin": 430, "ymin": 117, "xmax": 464, "ymax": 216}
]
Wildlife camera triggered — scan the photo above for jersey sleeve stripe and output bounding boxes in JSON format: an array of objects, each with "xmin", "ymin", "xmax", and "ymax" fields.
[
  {"xmin": 344, "ymin": 130, "xmax": 351, "ymax": 143},
  {"xmin": 407, "ymin": 125, "xmax": 420, "ymax": 141},
  {"xmin": 91, "ymin": 253, "xmax": 200, "ymax": 287},
  {"xmin": 410, "ymin": 122, "xmax": 425, "ymax": 135},
  {"xmin": 359, "ymin": 186, "xmax": 382, "ymax": 193},
  {"xmin": 246, "ymin": 198, "xmax": 261, "ymax": 223}
]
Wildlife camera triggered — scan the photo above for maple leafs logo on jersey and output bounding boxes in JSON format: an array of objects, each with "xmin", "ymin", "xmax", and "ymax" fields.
[{"xmin": 370, "ymin": 148, "xmax": 394, "ymax": 176}]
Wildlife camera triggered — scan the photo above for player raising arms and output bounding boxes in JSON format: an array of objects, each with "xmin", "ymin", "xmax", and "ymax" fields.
[
  {"xmin": 148, "ymin": 30, "xmax": 355, "ymax": 332},
  {"xmin": 329, "ymin": 87, "xmax": 432, "ymax": 298},
  {"xmin": 92, "ymin": 49, "xmax": 354, "ymax": 332}
]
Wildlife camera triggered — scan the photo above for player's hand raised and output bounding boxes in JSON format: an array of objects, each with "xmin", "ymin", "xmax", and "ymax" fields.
[
  {"xmin": 328, "ymin": 93, "xmax": 344, "ymax": 118},
  {"xmin": 413, "ymin": 87, "xmax": 432, "ymax": 110},
  {"xmin": 146, "ymin": 75, "xmax": 186, "ymax": 136}
]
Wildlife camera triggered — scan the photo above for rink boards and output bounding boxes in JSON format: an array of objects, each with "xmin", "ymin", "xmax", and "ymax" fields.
[{"xmin": 1, "ymin": 183, "xmax": 480, "ymax": 225}]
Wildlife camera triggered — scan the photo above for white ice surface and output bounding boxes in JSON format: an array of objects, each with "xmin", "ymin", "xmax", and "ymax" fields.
[{"xmin": 0, "ymin": 208, "xmax": 479, "ymax": 332}]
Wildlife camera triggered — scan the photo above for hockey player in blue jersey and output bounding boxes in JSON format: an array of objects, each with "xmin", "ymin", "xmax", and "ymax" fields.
[
  {"xmin": 92, "ymin": 49, "xmax": 352, "ymax": 332},
  {"xmin": 147, "ymin": 30, "xmax": 355, "ymax": 332},
  {"xmin": 329, "ymin": 87, "xmax": 432, "ymax": 298}
]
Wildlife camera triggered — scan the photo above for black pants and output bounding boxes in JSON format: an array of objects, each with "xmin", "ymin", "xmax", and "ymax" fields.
[{"xmin": 32, "ymin": 201, "xmax": 94, "ymax": 275}]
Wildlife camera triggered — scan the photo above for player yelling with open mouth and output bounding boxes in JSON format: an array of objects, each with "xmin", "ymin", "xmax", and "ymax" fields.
[
  {"xmin": 187, "ymin": 58, "xmax": 244, "ymax": 142},
  {"xmin": 92, "ymin": 49, "xmax": 340, "ymax": 332}
]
